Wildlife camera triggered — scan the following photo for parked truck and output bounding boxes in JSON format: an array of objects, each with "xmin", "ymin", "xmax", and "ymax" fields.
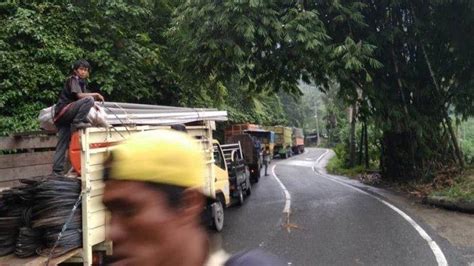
[
  {"xmin": 221, "ymin": 142, "xmax": 251, "ymax": 205},
  {"xmin": 292, "ymin": 127, "xmax": 305, "ymax": 154},
  {"xmin": 243, "ymin": 129, "xmax": 275, "ymax": 159},
  {"xmin": 0, "ymin": 104, "xmax": 230, "ymax": 265},
  {"xmin": 265, "ymin": 126, "xmax": 293, "ymax": 159},
  {"xmin": 225, "ymin": 134, "xmax": 263, "ymax": 183},
  {"xmin": 224, "ymin": 123, "xmax": 260, "ymax": 140}
]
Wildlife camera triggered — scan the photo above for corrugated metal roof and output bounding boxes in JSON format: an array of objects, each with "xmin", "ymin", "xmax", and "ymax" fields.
[{"xmin": 101, "ymin": 102, "xmax": 227, "ymax": 126}]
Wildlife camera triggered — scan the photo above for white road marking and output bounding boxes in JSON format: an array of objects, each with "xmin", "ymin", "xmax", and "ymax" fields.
[
  {"xmin": 315, "ymin": 149, "xmax": 330, "ymax": 164},
  {"xmin": 281, "ymin": 160, "xmax": 315, "ymax": 167},
  {"xmin": 271, "ymin": 164, "xmax": 291, "ymax": 214},
  {"xmin": 312, "ymin": 150, "xmax": 448, "ymax": 266}
]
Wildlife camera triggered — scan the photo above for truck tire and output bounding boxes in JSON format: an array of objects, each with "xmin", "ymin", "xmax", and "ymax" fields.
[
  {"xmin": 212, "ymin": 200, "xmax": 224, "ymax": 232},
  {"xmin": 237, "ymin": 189, "xmax": 244, "ymax": 206},
  {"xmin": 251, "ymin": 176, "xmax": 259, "ymax": 183},
  {"xmin": 253, "ymin": 169, "xmax": 260, "ymax": 183}
]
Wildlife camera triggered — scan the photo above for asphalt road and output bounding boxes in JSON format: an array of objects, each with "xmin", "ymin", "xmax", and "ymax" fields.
[{"xmin": 218, "ymin": 148, "xmax": 465, "ymax": 266}]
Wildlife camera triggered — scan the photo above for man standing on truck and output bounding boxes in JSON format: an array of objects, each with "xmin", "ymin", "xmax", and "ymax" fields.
[
  {"xmin": 102, "ymin": 130, "xmax": 284, "ymax": 265},
  {"xmin": 52, "ymin": 59, "xmax": 105, "ymax": 175}
]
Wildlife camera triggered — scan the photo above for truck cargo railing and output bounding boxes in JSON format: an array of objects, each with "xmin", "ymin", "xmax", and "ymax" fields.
[{"xmin": 221, "ymin": 142, "xmax": 244, "ymax": 163}]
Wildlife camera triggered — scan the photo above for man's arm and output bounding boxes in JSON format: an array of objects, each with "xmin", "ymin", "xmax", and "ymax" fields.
[
  {"xmin": 69, "ymin": 77, "xmax": 105, "ymax": 102},
  {"xmin": 76, "ymin": 92, "xmax": 105, "ymax": 102}
]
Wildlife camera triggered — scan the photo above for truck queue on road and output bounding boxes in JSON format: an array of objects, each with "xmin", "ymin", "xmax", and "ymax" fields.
[{"xmin": 0, "ymin": 103, "xmax": 306, "ymax": 265}]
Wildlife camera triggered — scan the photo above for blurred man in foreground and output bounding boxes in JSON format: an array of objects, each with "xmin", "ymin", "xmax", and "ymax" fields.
[{"xmin": 102, "ymin": 130, "xmax": 284, "ymax": 266}]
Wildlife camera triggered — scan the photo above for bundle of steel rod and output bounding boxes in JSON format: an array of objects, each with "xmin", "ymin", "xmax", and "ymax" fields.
[
  {"xmin": 0, "ymin": 180, "xmax": 37, "ymax": 256},
  {"xmin": 15, "ymin": 179, "xmax": 42, "ymax": 258},
  {"xmin": 0, "ymin": 177, "xmax": 83, "ymax": 258},
  {"xmin": 101, "ymin": 102, "xmax": 228, "ymax": 126},
  {"xmin": 32, "ymin": 177, "xmax": 82, "ymax": 258}
]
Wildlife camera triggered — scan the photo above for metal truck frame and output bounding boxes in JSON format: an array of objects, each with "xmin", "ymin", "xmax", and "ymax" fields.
[{"xmin": 221, "ymin": 142, "xmax": 251, "ymax": 205}]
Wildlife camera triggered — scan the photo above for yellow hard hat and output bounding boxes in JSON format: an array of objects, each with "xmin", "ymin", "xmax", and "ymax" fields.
[{"xmin": 106, "ymin": 129, "xmax": 205, "ymax": 189}]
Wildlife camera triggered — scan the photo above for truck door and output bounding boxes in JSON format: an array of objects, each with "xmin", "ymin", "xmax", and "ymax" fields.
[{"xmin": 213, "ymin": 143, "xmax": 230, "ymax": 206}]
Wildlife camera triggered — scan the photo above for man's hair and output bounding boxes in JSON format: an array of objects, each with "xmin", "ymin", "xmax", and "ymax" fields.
[{"xmin": 72, "ymin": 59, "xmax": 91, "ymax": 71}]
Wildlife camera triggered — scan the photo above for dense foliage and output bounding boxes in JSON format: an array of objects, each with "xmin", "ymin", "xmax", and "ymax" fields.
[{"xmin": 1, "ymin": 0, "xmax": 472, "ymax": 181}]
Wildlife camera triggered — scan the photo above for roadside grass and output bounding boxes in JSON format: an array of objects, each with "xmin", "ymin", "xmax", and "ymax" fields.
[
  {"xmin": 327, "ymin": 153, "xmax": 474, "ymax": 203},
  {"xmin": 326, "ymin": 155, "xmax": 371, "ymax": 177},
  {"xmin": 430, "ymin": 168, "xmax": 474, "ymax": 202}
]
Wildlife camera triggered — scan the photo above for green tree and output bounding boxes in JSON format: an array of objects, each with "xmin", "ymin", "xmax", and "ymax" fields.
[
  {"xmin": 360, "ymin": 0, "xmax": 474, "ymax": 180},
  {"xmin": 0, "ymin": 0, "xmax": 173, "ymax": 134}
]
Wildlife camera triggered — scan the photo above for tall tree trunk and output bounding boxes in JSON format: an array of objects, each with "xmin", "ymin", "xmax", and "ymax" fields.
[
  {"xmin": 380, "ymin": 137, "xmax": 385, "ymax": 173},
  {"xmin": 390, "ymin": 47, "xmax": 417, "ymax": 176},
  {"xmin": 421, "ymin": 45, "xmax": 465, "ymax": 169},
  {"xmin": 364, "ymin": 123, "xmax": 369, "ymax": 169},
  {"xmin": 349, "ymin": 105, "xmax": 357, "ymax": 167},
  {"xmin": 358, "ymin": 122, "xmax": 364, "ymax": 165}
]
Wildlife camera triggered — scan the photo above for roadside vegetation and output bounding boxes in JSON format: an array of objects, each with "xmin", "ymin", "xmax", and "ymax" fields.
[
  {"xmin": 1, "ymin": 0, "xmax": 473, "ymax": 199},
  {"xmin": 431, "ymin": 169, "xmax": 474, "ymax": 202}
]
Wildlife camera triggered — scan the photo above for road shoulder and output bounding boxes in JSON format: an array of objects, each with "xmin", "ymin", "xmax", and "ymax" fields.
[{"xmin": 317, "ymin": 149, "xmax": 474, "ymax": 265}]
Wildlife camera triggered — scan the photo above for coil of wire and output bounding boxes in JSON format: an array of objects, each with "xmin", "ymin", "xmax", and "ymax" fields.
[
  {"xmin": 0, "ymin": 176, "xmax": 83, "ymax": 258},
  {"xmin": 0, "ymin": 182, "xmax": 32, "ymax": 256},
  {"xmin": 32, "ymin": 177, "xmax": 82, "ymax": 258}
]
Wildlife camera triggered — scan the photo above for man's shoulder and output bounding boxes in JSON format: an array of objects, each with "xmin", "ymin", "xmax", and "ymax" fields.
[{"xmin": 225, "ymin": 249, "xmax": 286, "ymax": 266}]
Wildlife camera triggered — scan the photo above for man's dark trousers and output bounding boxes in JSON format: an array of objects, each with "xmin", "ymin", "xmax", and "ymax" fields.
[{"xmin": 52, "ymin": 97, "xmax": 94, "ymax": 174}]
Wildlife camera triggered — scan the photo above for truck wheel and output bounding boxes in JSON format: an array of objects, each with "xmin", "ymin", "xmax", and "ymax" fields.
[
  {"xmin": 212, "ymin": 201, "xmax": 224, "ymax": 232},
  {"xmin": 237, "ymin": 189, "xmax": 244, "ymax": 206},
  {"xmin": 251, "ymin": 175, "xmax": 260, "ymax": 183}
]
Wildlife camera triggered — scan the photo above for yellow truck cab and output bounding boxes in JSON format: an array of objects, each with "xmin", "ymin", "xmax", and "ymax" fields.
[{"xmin": 211, "ymin": 139, "xmax": 231, "ymax": 231}]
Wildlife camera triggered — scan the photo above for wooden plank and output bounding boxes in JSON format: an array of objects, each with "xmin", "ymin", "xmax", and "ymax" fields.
[
  {"xmin": 90, "ymin": 152, "xmax": 108, "ymax": 166},
  {"xmin": 0, "ymin": 180, "xmax": 23, "ymax": 189},
  {"xmin": 88, "ymin": 210, "xmax": 107, "ymax": 229},
  {"xmin": 11, "ymin": 131, "xmax": 55, "ymax": 137},
  {"xmin": 0, "ymin": 135, "xmax": 57, "ymax": 150},
  {"xmin": 85, "ymin": 164, "xmax": 105, "ymax": 182},
  {"xmin": 0, "ymin": 151, "xmax": 55, "ymax": 169},
  {"xmin": 88, "ymin": 168, "xmax": 104, "ymax": 181},
  {"xmin": 0, "ymin": 248, "xmax": 81, "ymax": 265},
  {"xmin": 89, "ymin": 180, "xmax": 105, "ymax": 197},
  {"xmin": 0, "ymin": 164, "xmax": 52, "ymax": 182},
  {"xmin": 87, "ymin": 195, "xmax": 106, "ymax": 213},
  {"xmin": 88, "ymin": 226, "xmax": 106, "ymax": 246}
]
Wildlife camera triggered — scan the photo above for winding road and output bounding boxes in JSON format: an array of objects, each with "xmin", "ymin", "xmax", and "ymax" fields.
[{"xmin": 218, "ymin": 148, "xmax": 465, "ymax": 265}]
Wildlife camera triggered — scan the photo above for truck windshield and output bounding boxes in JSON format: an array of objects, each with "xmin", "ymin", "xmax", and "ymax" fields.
[{"xmin": 213, "ymin": 145, "xmax": 226, "ymax": 170}]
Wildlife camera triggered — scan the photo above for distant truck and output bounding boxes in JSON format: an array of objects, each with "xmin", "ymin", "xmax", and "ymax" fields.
[
  {"xmin": 225, "ymin": 124, "xmax": 274, "ymax": 157},
  {"xmin": 224, "ymin": 123, "xmax": 260, "ymax": 140},
  {"xmin": 225, "ymin": 134, "xmax": 263, "ymax": 183},
  {"xmin": 265, "ymin": 126, "xmax": 293, "ymax": 159},
  {"xmin": 221, "ymin": 142, "xmax": 251, "ymax": 205},
  {"xmin": 292, "ymin": 127, "xmax": 305, "ymax": 154},
  {"xmin": 244, "ymin": 129, "xmax": 275, "ymax": 160}
]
